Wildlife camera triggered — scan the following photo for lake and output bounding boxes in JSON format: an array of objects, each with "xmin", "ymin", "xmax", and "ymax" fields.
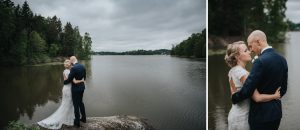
[
  {"xmin": 208, "ymin": 32, "xmax": 300, "ymax": 130},
  {"xmin": 0, "ymin": 55, "xmax": 206, "ymax": 130}
]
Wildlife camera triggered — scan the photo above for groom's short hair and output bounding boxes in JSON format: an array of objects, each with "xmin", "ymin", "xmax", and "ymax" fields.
[
  {"xmin": 70, "ymin": 56, "xmax": 78, "ymax": 64},
  {"xmin": 248, "ymin": 30, "xmax": 267, "ymax": 43}
]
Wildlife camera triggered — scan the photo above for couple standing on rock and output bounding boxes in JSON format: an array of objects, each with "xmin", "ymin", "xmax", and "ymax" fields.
[{"xmin": 38, "ymin": 56, "xmax": 87, "ymax": 129}]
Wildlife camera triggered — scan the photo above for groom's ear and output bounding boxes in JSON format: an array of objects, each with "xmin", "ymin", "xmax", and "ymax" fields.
[{"xmin": 255, "ymin": 40, "xmax": 260, "ymax": 46}]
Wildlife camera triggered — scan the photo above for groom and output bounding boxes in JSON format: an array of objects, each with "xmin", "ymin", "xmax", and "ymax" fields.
[
  {"xmin": 64, "ymin": 56, "xmax": 86, "ymax": 127},
  {"xmin": 231, "ymin": 30, "xmax": 288, "ymax": 130}
]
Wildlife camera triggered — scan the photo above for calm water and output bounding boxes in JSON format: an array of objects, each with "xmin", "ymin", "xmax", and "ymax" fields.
[
  {"xmin": 208, "ymin": 32, "xmax": 300, "ymax": 130},
  {"xmin": 0, "ymin": 55, "xmax": 205, "ymax": 130}
]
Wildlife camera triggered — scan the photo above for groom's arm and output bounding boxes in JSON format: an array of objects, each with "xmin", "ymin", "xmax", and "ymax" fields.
[
  {"xmin": 231, "ymin": 59, "xmax": 264, "ymax": 104},
  {"xmin": 64, "ymin": 67, "xmax": 75, "ymax": 84}
]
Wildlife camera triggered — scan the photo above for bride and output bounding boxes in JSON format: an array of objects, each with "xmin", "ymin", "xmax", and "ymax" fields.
[
  {"xmin": 37, "ymin": 60, "xmax": 84, "ymax": 129},
  {"xmin": 224, "ymin": 41, "xmax": 281, "ymax": 130}
]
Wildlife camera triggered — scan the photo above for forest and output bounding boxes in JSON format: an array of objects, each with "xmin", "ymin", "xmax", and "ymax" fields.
[
  {"xmin": 170, "ymin": 29, "xmax": 206, "ymax": 58},
  {"xmin": 0, "ymin": 0, "xmax": 92, "ymax": 65},
  {"xmin": 209, "ymin": 0, "xmax": 288, "ymax": 42}
]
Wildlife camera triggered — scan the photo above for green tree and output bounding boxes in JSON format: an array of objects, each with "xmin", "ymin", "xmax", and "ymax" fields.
[
  {"xmin": 209, "ymin": 0, "xmax": 287, "ymax": 42},
  {"xmin": 81, "ymin": 32, "xmax": 92, "ymax": 59},
  {"xmin": 171, "ymin": 29, "xmax": 206, "ymax": 58},
  {"xmin": 0, "ymin": 0, "xmax": 16, "ymax": 64},
  {"xmin": 28, "ymin": 31, "xmax": 47, "ymax": 63},
  {"xmin": 73, "ymin": 26, "xmax": 83, "ymax": 57},
  {"xmin": 61, "ymin": 22, "xmax": 75, "ymax": 56},
  {"xmin": 45, "ymin": 15, "xmax": 62, "ymax": 55},
  {"xmin": 0, "ymin": 0, "xmax": 92, "ymax": 65},
  {"xmin": 264, "ymin": 0, "xmax": 288, "ymax": 42},
  {"xmin": 12, "ymin": 29, "xmax": 28, "ymax": 64},
  {"xmin": 30, "ymin": 31, "xmax": 46, "ymax": 54},
  {"xmin": 21, "ymin": 1, "xmax": 33, "ymax": 33},
  {"xmin": 194, "ymin": 29, "xmax": 206, "ymax": 58},
  {"xmin": 49, "ymin": 44, "xmax": 59, "ymax": 57}
]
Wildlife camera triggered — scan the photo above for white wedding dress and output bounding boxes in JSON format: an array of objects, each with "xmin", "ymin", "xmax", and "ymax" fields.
[
  {"xmin": 38, "ymin": 69, "xmax": 74, "ymax": 129},
  {"xmin": 227, "ymin": 66, "xmax": 250, "ymax": 130}
]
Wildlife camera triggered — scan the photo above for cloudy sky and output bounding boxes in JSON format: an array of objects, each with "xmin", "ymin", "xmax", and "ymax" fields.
[
  {"xmin": 12, "ymin": 0, "xmax": 205, "ymax": 52},
  {"xmin": 286, "ymin": 0, "xmax": 300, "ymax": 23}
]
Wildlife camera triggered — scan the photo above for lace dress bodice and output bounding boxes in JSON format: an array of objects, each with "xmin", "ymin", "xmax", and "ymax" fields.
[
  {"xmin": 227, "ymin": 66, "xmax": 250, "ymax": 130},
  {"xmin": 63, "ymin": 69, "xmax": 70, "ymax": 79},
  {"xmin": 228, "ymin": 66, "xmax": 249, "ymax": 90}
]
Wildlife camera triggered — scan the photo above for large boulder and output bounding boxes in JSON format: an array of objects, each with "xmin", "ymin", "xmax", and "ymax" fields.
[{"xmin": 59, "ymin": 115, "xmax": 154, "ymax": 130}]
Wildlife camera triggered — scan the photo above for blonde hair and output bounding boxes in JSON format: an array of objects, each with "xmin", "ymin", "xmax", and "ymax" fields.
[
  {"xmin": 224, "ymin": 41, "xmax": 245, "ymax": 67},
  {"xmin": 64, "ymin": 59, "xmax": 71, "ymax": 67}
]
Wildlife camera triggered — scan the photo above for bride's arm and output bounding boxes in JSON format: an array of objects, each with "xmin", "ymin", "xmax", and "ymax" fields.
[
  {"xmin": 240, "ymin": 75, "xmax": 281, "ymax": 102},
  {"xmin": 63, "ymin": 73, "xmax": 67, "ymax": 80},
  {"xmin": 73, "ymin": 78, "xmax": 84, "ymax": 84},
  {"xmin": 229, "ymin": 78, "xmax": 237, "ymax": 95},
  {"xmin": 252, "ymin": 88, "xmax": 281, "ymax": 102}
]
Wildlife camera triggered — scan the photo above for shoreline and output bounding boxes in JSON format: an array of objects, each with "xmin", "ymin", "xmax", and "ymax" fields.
[
  {"xmin": 0, "ymin": 57, "xmax": 66, "ymax": 67},
  {"xmin": 93, "ymin": 54, "xmax": 206, "ymax": 60},
  {"xmin": 1, "ymin": 57, "xmax": 93, "ymax": 67},
  {"xmin": 208, "ymin": 35, "xmax": 245, "ymax": 49},
  {"xmin": 208, "ymin": 34, "xmax": 244, "ymax": 56},
  {"xmin": 170, "ymin": 55, "xmax": 206, "ymax": 60},
  {"xmin": 26, "ymin": 57, "xmax": 66, "ymax": 66},
  {"xmin": 208, "ymin": 49, "xmax": 226, "ymax": 56}
]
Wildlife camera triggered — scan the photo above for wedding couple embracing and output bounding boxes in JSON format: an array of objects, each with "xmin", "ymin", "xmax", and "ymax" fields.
[
  {"xmin": 225, "ymin": 30, "xmax": 288, "ymax": 130},
  {"xmin": 37, "ymin": 56, "xmax": 87, "ymax": 129}
]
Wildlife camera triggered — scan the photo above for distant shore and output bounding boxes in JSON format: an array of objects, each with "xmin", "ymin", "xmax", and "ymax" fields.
[
  {"xmin": 93, "ymin": 49, "xmax": 170, "ymax": 55},
  {"xmin": 170, "ymin": 55, "xmax": 206, "ymax": 60}
]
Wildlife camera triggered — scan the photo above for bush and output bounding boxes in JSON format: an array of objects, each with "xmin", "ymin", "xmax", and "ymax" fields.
[{"xmin": 7, "ymin": 121, "xmax": 40, "ymax": 130}]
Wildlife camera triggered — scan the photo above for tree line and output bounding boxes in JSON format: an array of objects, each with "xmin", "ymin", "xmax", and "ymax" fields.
[
  {"xmin": 209, "ymin": 0, "xmax": 288, "ymax": 42},
  {"xmin": 287, "ymin": 20, "xmax": 300, "ymax": 31},
  {"xmin": 93, "ymin": 49, "xmax": 170, "ymax": 55},
  {"xmin": 0, "ymin": 0, "xmax": 92, "ymax": 65},
  {"xmin": 170, "ymin": 29, "xmax": 206, "ymax": 58}
]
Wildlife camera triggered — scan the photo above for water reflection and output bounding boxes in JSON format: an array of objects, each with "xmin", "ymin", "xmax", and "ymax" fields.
[
  {"xmin": 208, "ymin": 55, "xmax": 231, "ymax": 130},
  {"xmin": 0, "ymin": 65, "xmax": 62, "ymax": 127},
  {"xmin": 0, "ymin": 56, "xmax": 205, "ymax": 130}
]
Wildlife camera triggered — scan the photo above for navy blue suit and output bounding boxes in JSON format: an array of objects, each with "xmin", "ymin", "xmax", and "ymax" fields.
[
  {"xmin": 64, "ymin": 63, "xmax": 86, "ymax": 126},
  {"xmin": 231, "ymin": 48, "xmax": 288, "ymax": 130}
]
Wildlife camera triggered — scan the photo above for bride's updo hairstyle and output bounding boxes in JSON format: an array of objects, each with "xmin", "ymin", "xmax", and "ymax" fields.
[
  {"xmin": 64, "ymin": 59, "xmax": 71, "ymax": 68},
  {"xmin": 224, "ymin": 41, "xmax": 245, "ymax": 67}
]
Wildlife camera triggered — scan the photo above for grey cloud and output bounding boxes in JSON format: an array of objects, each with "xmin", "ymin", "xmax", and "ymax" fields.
[
  {"xmin": 12, "ymin": 0, "xmax": 205, "ymax": 52},
  {"xmin": 286, "ymin": 0, "xmax": 300, "ymax": 23}
]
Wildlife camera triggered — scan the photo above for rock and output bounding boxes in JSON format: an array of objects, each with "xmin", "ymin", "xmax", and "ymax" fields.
[{"xmin": 38, "ymin": 115, "xmax": 155, "ymax": 130}]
